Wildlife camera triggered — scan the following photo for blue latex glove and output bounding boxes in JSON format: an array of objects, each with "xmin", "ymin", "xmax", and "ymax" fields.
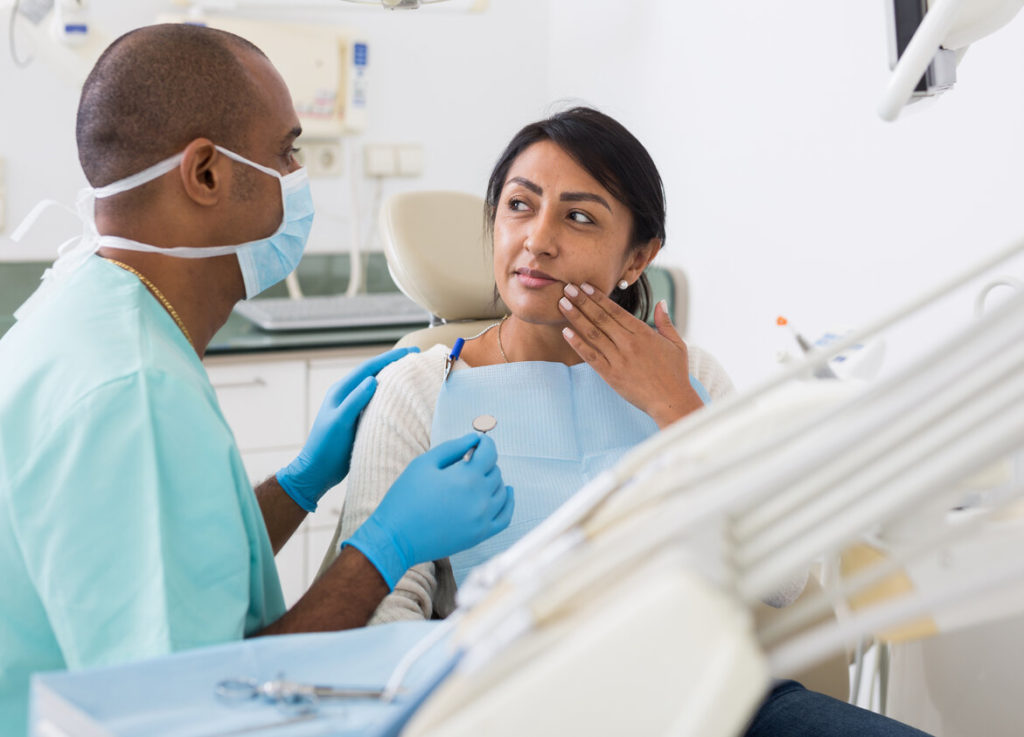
[
  {"xmin": 277, "ymin": 346, "xmax": 419, "ymax": 512},
  {"xmin": 344, "ymin": 433, "xmax": 515, "ymax": 590}
]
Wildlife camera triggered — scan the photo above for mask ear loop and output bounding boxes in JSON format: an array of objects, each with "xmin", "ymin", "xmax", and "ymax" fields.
[
  {"xmin": 12, "ymin": 151, "xmax": 186, "ymax": 322},
  {"xmin": 93, "ymin": 152, "xmax": 184, "ymax": 199}
]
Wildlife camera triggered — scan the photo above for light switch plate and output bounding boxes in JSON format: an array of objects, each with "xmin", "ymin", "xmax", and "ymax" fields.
[
  {"xmin": 364, "ymin": 144, "xmax": 397, "ymax": 177},
  {"xmin": 396, "ymin": 144, "xmax": 423, "ymax": 177}
]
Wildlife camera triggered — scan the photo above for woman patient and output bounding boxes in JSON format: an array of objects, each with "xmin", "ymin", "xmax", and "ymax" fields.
[
  {"xmin": 322, "ymin": 107, "xmax": 931, "ymax": 737},
  {"xmin": 322, "ymin": 107, "xmax": 734, "ymax": 620}
]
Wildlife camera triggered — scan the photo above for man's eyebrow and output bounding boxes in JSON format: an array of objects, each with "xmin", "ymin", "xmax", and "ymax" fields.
[
  {"xmin": 560, "ymin": 191, "xmax": 612, "ymax": 212},
  {"xmin": 506, "ymin": 176, "xmax": 542, "ymax": 195},
  {"xmin": 280, "ymin": 126, "xmax": 302, "ymax": 146}
]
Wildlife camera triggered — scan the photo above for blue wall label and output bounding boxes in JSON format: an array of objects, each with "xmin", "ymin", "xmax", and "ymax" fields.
[{"xmin": 354, "ymin": 42, "xmax": 368, "ymax": 67}]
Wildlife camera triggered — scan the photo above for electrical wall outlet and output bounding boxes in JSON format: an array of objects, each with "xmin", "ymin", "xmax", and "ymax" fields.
[{"xmin": 304, "ymin": 142, "xmax": 344, "ymax": 178}]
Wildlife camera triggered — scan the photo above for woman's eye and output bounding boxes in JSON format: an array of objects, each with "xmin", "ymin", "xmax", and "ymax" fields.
[
  {"xmin": 508, "ymin": 197, "xmax": 529, "ymax": 211},
  {"xmin": 569, "ymin": 210, "xmax": 594, "ymax": 225}
]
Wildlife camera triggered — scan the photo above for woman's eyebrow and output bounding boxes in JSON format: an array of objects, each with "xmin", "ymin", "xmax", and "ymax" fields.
[
  {"xmin": 507, "ymin": 176, "xmax": 613, "ymax": 213},
  {"xmin": 507, "ymin": 176, "xmax": 542, "ymax": 195},
  {"xmin": 560, "ymin": 191, "xmax": 612, "ymax": 212}
]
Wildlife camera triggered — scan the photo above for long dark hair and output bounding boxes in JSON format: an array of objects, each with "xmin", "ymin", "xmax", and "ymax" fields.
[{"xmin": 485, "ymin": 107, "xmax": 666, "ymax": 320}]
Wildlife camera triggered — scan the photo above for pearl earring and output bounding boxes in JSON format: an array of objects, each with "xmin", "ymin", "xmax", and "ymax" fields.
[{"xmin": 617, "ymin": 280, "xmax": 629, "ymax": 290}]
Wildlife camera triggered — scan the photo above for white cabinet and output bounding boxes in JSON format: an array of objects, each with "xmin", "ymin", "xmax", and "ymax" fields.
[
  {"xmin": 204, "ymin": 346, "xmax": 385, "ymax": 608},
  {"xmin": 207, "ymin": 360, "xmax": 306, "ymax": 450}
]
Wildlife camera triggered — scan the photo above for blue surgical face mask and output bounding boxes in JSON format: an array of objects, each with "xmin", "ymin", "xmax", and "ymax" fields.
[{"xmin": 88, "ymin": 145, "xmax": 314, "ymax": 299}]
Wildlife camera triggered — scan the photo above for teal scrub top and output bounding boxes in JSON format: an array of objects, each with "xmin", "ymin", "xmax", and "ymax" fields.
[{"xmin": 0, "ymin": 257, "xmax": 286, "ymax": 735}]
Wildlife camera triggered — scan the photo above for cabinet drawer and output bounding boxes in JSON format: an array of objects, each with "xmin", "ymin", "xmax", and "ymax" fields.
[{"xmin": 207, "ymin": 360, "xmax": 306, "ymax": 450}]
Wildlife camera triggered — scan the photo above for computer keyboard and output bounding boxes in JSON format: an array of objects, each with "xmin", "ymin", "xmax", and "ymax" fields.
[{"xmin": 233, "ymin": 292, "xmax": 432, "ymax": 331}]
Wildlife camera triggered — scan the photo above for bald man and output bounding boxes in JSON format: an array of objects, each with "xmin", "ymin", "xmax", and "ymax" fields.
[{"xmin": 0, "ymin": 24, "xmax": 513, "ymax": 733}]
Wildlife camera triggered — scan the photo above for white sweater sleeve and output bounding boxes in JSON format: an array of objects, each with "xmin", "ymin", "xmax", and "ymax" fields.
[
  {"xmin": 687, "ymin": 344, "xmax": 734, "ymax": 401},
  {"xmin": 316, "ymin": 344, "xmax": 449, "ymax": 624}
]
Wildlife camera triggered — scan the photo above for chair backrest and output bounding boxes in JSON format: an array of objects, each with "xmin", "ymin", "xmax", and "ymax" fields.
[
  {"xmin": 380, "ymin": 189, "xmax": 690, "ymax": 350},
  {"xmin": 379, "ymin": 190, "xmax": 504, "ymax": 350}
]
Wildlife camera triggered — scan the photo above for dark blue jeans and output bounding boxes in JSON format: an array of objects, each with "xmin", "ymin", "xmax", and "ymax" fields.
[{"xmin": 744, "ymin": 681, "xmax": 933, "ymax": 737}]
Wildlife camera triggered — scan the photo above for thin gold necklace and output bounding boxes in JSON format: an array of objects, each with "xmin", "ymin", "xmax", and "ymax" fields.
[
  {"xmin": 104, "ymin": 258, "xmax": 194, "ymax": 349},
  {"xmin": 496, "ymin": 314, "xmax": 511, "ymax": 363}
]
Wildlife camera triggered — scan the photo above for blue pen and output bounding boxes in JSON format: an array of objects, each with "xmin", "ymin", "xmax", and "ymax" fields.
[{"xmin": 444, "ymin": 337, "xmax": 465, "ymax": 382}]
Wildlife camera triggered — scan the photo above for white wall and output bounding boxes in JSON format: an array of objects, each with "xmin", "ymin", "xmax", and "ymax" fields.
[
  {"xmin": 547, "ymin": 0, "xmax": 1024, "ymax": 388},
  {"xmin": 5, "ymin": 2, "xmax": 1024, "ymax": 389},
  {"xmin": 0, "ymin": 0, "xmax": 550, "ymax": 258}
]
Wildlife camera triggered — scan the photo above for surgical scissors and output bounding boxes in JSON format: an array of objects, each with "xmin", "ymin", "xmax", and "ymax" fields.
[{"xmin": 215, "ymin": 676, "xmax": 388, "ymax": 714}]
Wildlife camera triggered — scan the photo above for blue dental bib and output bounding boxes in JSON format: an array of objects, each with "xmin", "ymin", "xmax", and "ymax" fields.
[{"xmin": 431, "ymin": 360, "xmax": 709, "ymax": 587}]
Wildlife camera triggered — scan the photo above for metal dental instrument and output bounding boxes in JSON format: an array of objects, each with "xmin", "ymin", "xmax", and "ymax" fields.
[
  {"xmin": 472, "ymin": 414, "xmax": 497, "ymax": 434},
  {"xmin": 464, "ymin": 414, "xmax": 497, "ymax": 461},
  {"xmin": 214, "ymin": 676, "xmax": 388, "ymax": 714}
]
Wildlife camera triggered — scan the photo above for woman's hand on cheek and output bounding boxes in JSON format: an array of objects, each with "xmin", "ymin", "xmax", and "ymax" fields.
[{"xmin": 559, "ymin": 283, "xmax": 705, "ymax": 429}]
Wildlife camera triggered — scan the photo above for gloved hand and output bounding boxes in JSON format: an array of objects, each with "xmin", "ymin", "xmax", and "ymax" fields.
[
  {"xmin": 344, "ymin": 433, "xmax": 515, "ymax": 590},
  {"xmin": 277, "ymin": 346, "xmax": 418, "ymax": 513}
]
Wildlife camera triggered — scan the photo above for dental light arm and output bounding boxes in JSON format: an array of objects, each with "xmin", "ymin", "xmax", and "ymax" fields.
[{"xmin": 879, "ymin": 0, "xmax": 1024, "ymax": 121}]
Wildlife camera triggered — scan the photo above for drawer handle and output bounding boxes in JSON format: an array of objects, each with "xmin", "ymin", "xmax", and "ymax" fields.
[{"xmin": 212, "ymin": 378, "xmax": 268, "ymax": 390}]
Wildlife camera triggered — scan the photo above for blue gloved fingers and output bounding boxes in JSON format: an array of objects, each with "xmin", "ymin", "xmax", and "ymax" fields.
[
  {"xmin": 482, "ymin": 470, "xmax": 514, "ymax": 526},
  {"xmin": 277, "ymin": 375, "xmax": 376, "ymax": 511},
  {"xmin": 334, "ymin": 375, "xmax": 377, "ymax": 425},
  {"xmin": 491, "ymin": 485, "xmax": 515, "ymax": 528},
  {"xmin": 322, "ymin": 346, "xmax": 417, "ymax": 407},
  {"xmin": 361, "ymin": 345, "xmax": 420, "ymax": 374},
  {"xmin": 427, "ymin": 433, "xmax": 481, "ymax": 469},
  {"xmin": 464, "ymin": 433, "xmax": 498, "ymax": 472},
  {"xmin": 480, "ymin": 465, "xmax": 505, "ymax": 497},
  {"xmin": 346, "ymin": 347, "xmax": 419, "ymax": 390}
]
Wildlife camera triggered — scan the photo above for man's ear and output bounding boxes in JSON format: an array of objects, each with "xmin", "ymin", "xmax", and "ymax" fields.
[
  {"xmin": 179, "ymin": 138, "xmax": 224, "ymax": 207},
  {"xmin": 623, "ymin": 237, "xmax": 662, "ymax": 283}
]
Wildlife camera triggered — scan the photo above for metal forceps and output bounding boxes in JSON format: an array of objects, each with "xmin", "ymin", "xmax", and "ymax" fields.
[{"xmin": 215, "ymin": 676, "xmax": 388, "ymax": 714}]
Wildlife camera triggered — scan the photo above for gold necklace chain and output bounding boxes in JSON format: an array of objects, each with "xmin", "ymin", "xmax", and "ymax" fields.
[
  {"xmin": 104, "ymin": 258, "xmax": 194, "ymax": 349},
  {"xmin": 496, "ymin": 314, "xmax": 510, "ymax": 363}
]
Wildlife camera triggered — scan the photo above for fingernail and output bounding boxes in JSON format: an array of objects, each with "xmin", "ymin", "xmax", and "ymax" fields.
[
  {"xmin": 563, "ymin": 327, "xmax": 575, "ymax": 339},
  {"xmin": 581, "ymin": 283, "xmax": 595, "ymax": 295},
  {"xmin": 563, "ymin": 283, "xmax": 579, "ymax": 298},
  {"xmin": 658, "ymin": 299, "xmax": 668, "ymax": 313},
  {"xmin": 559, "ymin": 297, "xmax": 573, "ymax": 311}
]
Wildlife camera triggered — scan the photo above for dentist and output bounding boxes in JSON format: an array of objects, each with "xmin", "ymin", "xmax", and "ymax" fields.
[{"xmin": 0, "ymin": 23, "xmax": 513, "ymax": 734}]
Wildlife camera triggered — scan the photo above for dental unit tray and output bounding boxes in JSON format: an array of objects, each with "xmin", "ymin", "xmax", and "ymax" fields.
[{"xmin": 232, "ymin": 292, "xmax": 431, "ymax": 331}]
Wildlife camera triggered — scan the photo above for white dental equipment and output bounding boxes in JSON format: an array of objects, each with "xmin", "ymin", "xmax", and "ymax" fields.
[
  {"xmin": 880, "ymin": 0, "xmax": 1024, "ymax": 120},
  {"xmin": 387, "ymin": 234, "xmax": 1024, "ymax": 737}
]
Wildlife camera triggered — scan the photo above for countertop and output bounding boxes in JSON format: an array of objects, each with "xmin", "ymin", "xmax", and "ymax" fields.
[
  {"xmin": 0, "ymin": 253, "xmax": 419, "ymax": 355},
  {"xmin": 1, "ymin": 254, "xmax": 680, "ymax": 355}
]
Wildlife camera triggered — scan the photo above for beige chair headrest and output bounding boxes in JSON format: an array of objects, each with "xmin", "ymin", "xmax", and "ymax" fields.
[{"xmin": 380, "ymin": 190, "xmax": 507, "ymax": 321}]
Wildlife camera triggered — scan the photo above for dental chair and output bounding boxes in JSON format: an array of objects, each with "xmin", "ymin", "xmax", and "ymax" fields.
[{"xmin": 379, "ymin": 190, "xmax": 690, "ymax": 350}]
